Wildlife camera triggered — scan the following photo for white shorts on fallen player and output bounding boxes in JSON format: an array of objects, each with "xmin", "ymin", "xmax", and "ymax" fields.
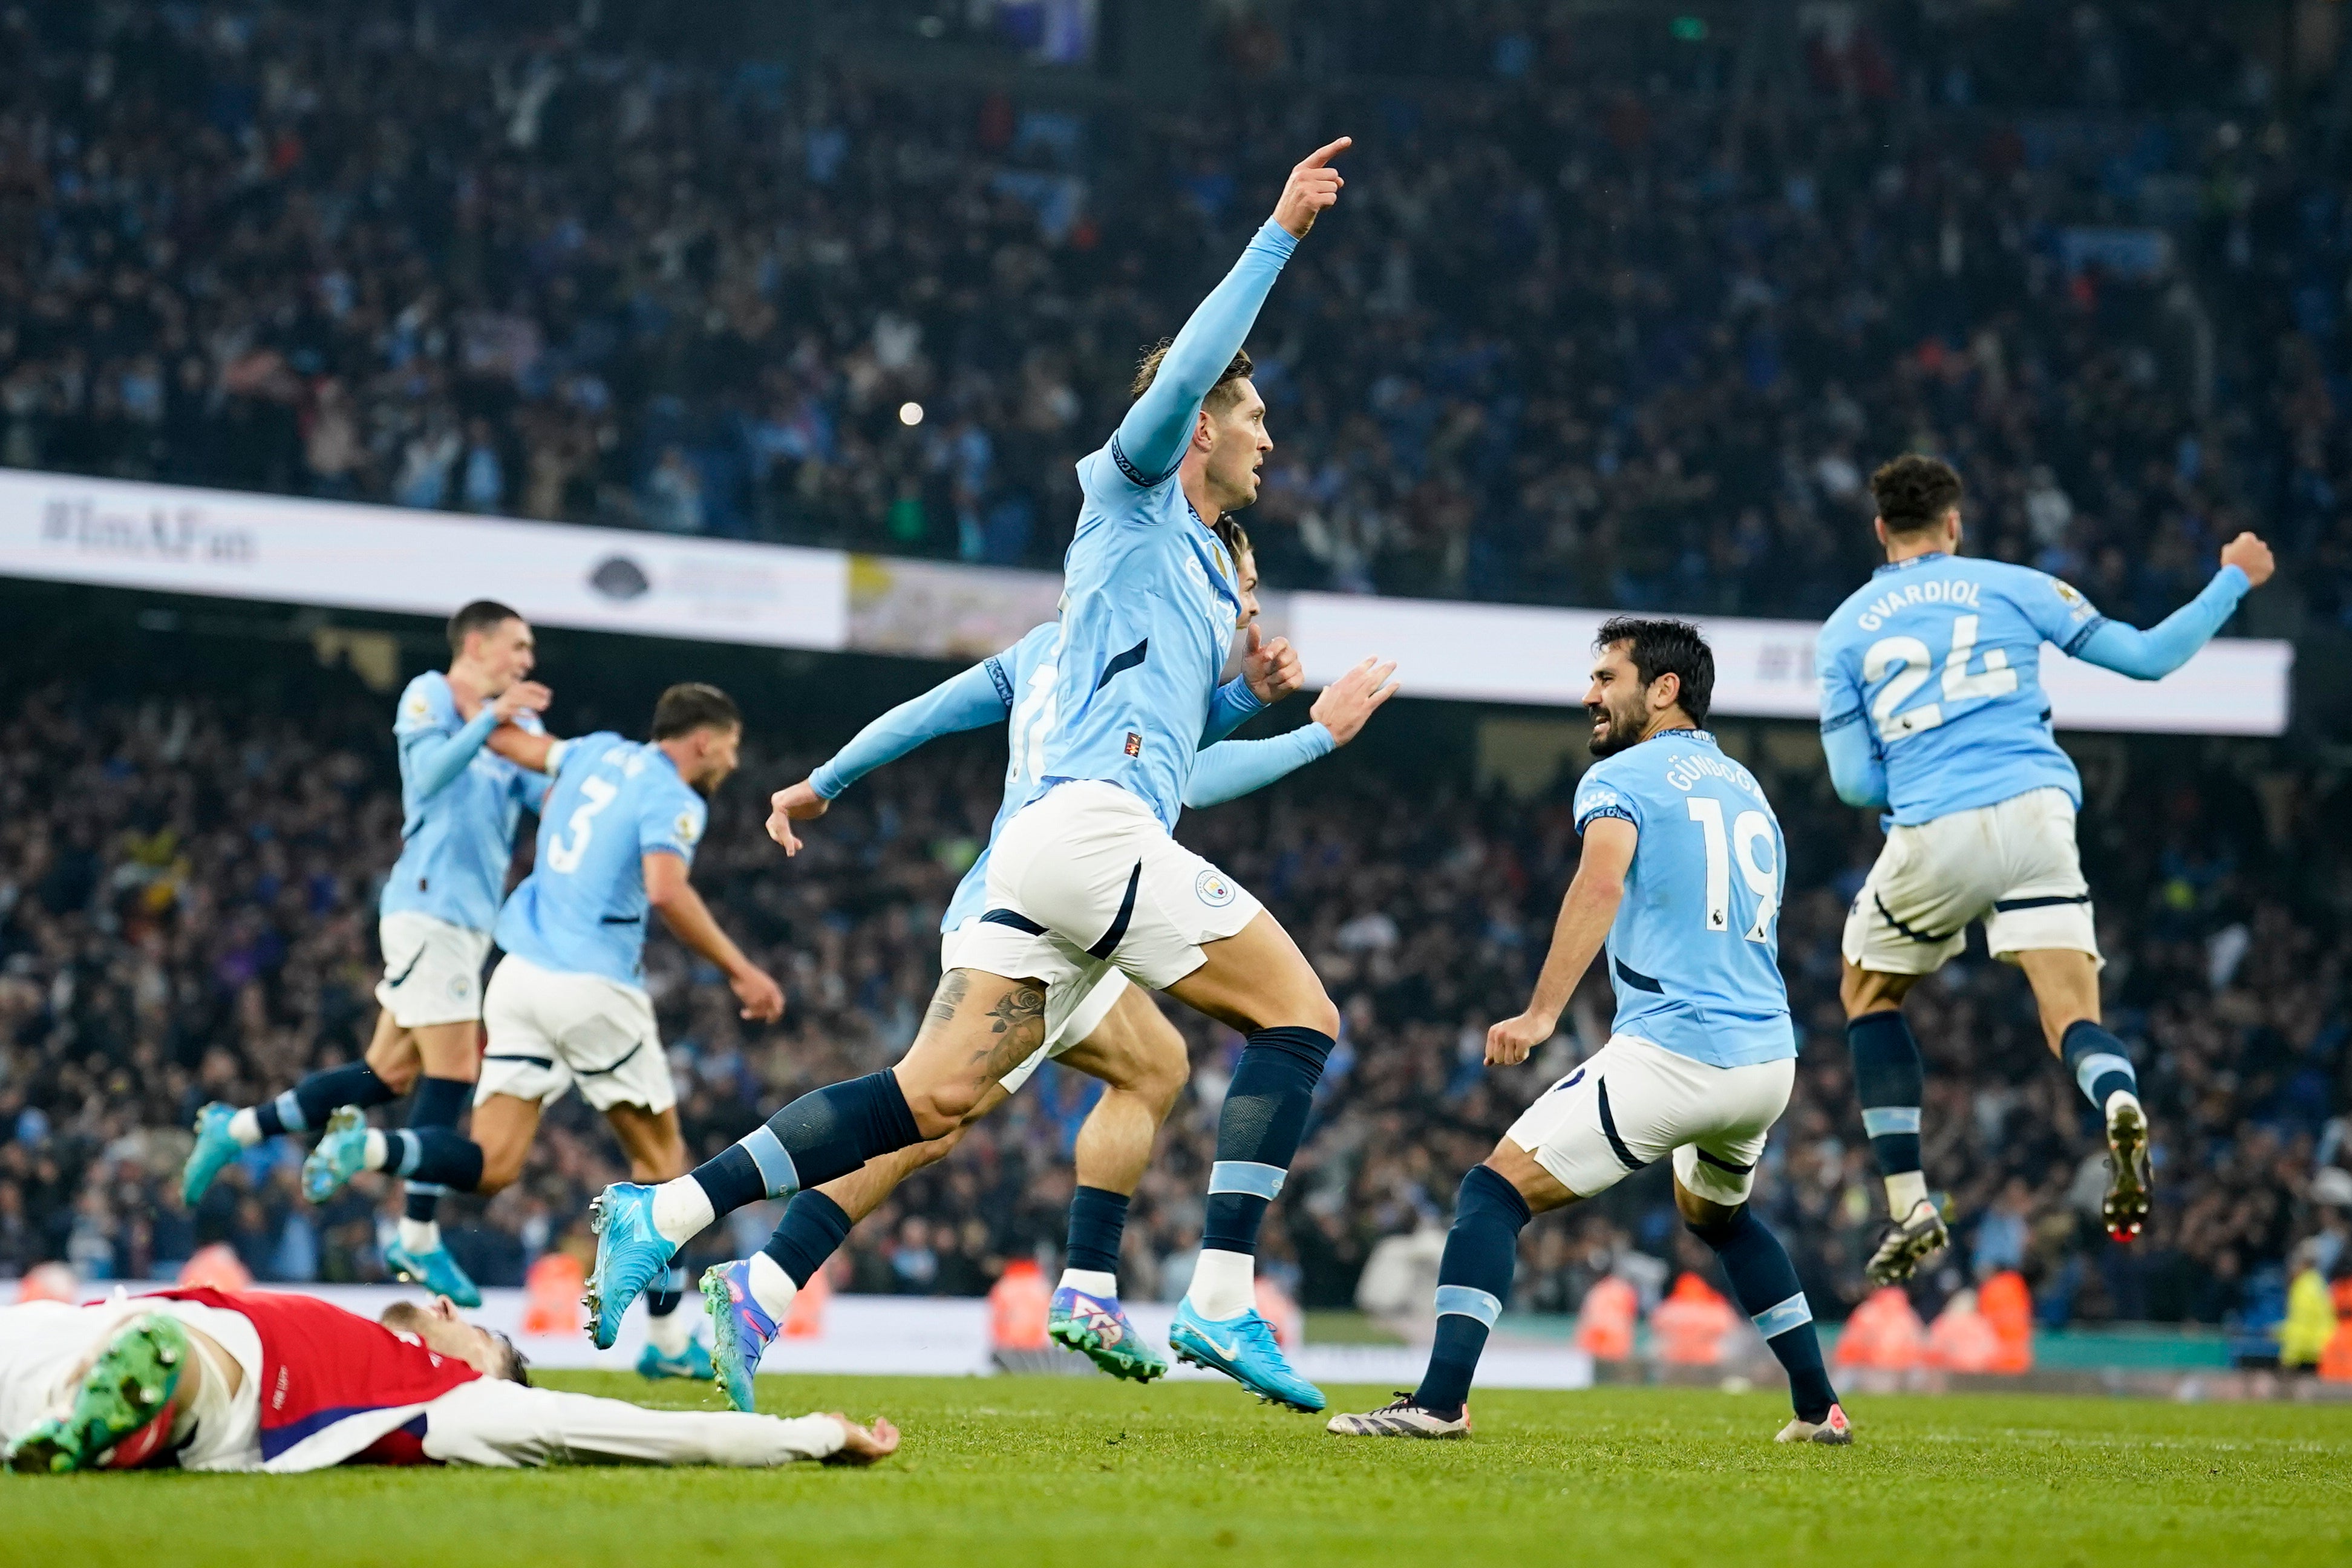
[
  {"xmin": 0, "ymin": 1297, "xmax": 263, "ymax": 1471},
  {"xmin": 1506, "ymin": 1034, "xmax": 1794, "ymax": 1206},
  {"xmin": 1841, "ymin": 785, "xmax": 2101, "ymax": 975},
  {"xmin": 939, "ymin": 917, "xmax": 1128, "ymax": 1096},
  {"xmin": 375, "ymin": 912, "xmax": 492, "ymax": 1029},
  {"xmin": 476, "ymin": 953, "xmax": 675, "ymax": 1114},
  {"xmin": 956, "ymin": 780, "xmax": 1262, "ymax": 995}
]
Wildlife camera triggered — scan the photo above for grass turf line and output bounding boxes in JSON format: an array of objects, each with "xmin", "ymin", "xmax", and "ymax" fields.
[{"xmin": 8, "ymin": 1373, "xmax": 2349, "ymax": 1568}]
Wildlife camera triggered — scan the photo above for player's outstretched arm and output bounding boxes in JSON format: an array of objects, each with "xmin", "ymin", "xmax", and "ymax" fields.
[
  {"xmin": 644, "ymin": 853, "xmax": 783, "ymax": 1022},
  {"xmin": 411, "ymin": 680, "xmax": 552, "ymax": 795},
  {"xmin": 1821, "ymin": 722, "xmax": 1888, "ymax": 811},
  {"xmin": 1186, "ymin": 657, "xmax": 1397, "ymax": 808},
  {"xmin": 769, "ymin": 656, "xmax": 1013, "ymax": 854},
  {"xmin": 1109, "ymin": 139, "xmax": 1348, "ymax": 487},
  {"xmin": 2071, "ymin": 532, "xmax": 2273, "ymax": 681},
  {"xmin": 1488, "ymin": 817, "xmax": 1635, "ymax": 1065}
]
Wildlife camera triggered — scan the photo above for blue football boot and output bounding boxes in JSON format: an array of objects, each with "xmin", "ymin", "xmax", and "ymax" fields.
[
  {"xmin": 636, "ymin": 1336, "xmax": 717, "ymax": 1382},
  {"xmin": 384, "ymin": 1239, "xmax": 483, "ymax": 1310},
  {"xmin": 701, "ymin": 1259, "xmax": 781, "ymax": 1413},
  {"xmin": 299, "ymin": 1105, "xmax": 370, "ymax": 1203},
  {"xmin": 1048, "ymin": 1286, "xmax": 1168, "ymax": 1382},
  {"xmin": 181, "ymin": 1103, "xmax": 244, "ymax": 1207},
  {"xmin": 1169, "ymin": 1301, "xmax": 1324, "ymax": 1413},
  {"xmin": 584, "ymin": 1184, "xmax": 678, "ymax": 1350}
]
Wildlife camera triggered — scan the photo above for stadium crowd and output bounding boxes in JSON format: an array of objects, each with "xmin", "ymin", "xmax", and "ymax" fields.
[
  {"xmin": 1, "ymin": 1, "xmax": 2347, "ymax": 630},
  {"xmin": 0, "ymin": 662, "xmax": 2341, "ymax": 1345}
]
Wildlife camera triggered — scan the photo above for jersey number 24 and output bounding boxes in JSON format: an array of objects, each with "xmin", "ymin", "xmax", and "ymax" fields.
[{"xmin": 1862, "ymin": 613, "xmax": 2017, "ymax": 743}]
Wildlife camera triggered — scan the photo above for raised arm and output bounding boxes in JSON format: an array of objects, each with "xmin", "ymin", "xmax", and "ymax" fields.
[
  {"xmin": 1486, "ymin": 817, "xmax": 1636, "ymax": 1065},
  {"xmin": 768, "ymin": 657, "xmax": 1013, "ymax": 855},
  {"xmin": 1108, "ymin": 139, "xmax": 1348, "ymax": 487},
  {"xmin": 410, "ymin": 681, "xmax": 550, "ymax": 797},
  {"xmin": 2071, "ymin": 536, "xmax": 2270, "ymax": 680}
]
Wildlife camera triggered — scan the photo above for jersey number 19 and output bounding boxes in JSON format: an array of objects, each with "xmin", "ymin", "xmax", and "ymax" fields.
[{"xmin": 1686, "ymin": 797, "xmax": 1780, "ymax": 942}]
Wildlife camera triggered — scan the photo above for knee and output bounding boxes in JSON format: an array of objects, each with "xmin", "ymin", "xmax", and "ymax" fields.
[
  {"xmin": 364, "ymin": 1045, "xmax": 420, "ymax": 1094},
  {"xmin": 1681, "ymin": 1201, "xmax": 1747, "ymax": 1249},
  {"xmin": 1275, "ymin": 984, "xmax": 1340, "ymax": 1041},
  {"xmin": 909, "ymin": 1122, "xmax": 968, "ymax": 1171},
  {"xmin": 903, "ymin": 1080, "xmax": 979, "ymax": 1138},
  {"xmin": 474, "ymin": 1159, "xmax": 521, "ymax": 1197}
]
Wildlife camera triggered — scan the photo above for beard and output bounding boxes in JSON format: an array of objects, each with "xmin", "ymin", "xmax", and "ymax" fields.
[{"xmin": 1587, "ymin": 697, "xmax": 1648, "ymax": 757}]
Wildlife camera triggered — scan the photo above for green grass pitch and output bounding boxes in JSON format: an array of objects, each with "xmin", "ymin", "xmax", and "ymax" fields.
[{"xmin": 10, "ymin": 1373, "xmax": 2349, "ymax": 1567}]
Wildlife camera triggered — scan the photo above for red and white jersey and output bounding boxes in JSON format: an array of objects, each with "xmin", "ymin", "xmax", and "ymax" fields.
[{"xmin": 149, "ymin": 1289, "xmax": 479, "ymax": 1470}]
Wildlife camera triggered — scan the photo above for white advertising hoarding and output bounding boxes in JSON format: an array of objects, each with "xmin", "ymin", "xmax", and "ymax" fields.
[{"xmin": 0, "ymin": 469, "xmax": 2294, "ymax": 736}]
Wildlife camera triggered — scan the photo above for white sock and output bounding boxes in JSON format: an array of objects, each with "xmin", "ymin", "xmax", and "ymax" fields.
[
  {"xmin": 1184, "ymin": 1249, "xmax": 1256, "ymax": 1321},
  {"xmin": 1886, "ymin": 1172, "xmax": 1929, "ymax": 1218},
  {"xmin": 227, "ymin": 1108, "xmax": 264, "ymax": 1148},
  {"xmin": 652, "ymin": 1178, "xmax": 716, "ymax": 1246},
  {"xmin": 397, "ymin": 1217, "xmax": 441, "ymax": 1255},
  {"xmin": 363, "ymin": 1129, "xmax": 393, "ymax": 1172},
  {"xmin": 2105, "ymin": 1089, "xmax": 2143, "ymax": 1122},
  {"xmin": 646, "ymin": 1296, "xmax": 695, "ymax": 1357},
  {"xmin": 746, "ymin": 1250, "xmax": 799, "ymax": 1321},
  {"xmin": 1058, "ymin": 1267, "xmax": 1118, "ymax": 1300}
]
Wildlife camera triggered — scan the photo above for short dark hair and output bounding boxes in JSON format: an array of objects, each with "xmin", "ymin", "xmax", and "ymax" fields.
[
  {"xmin": 448, "ymin": 599, "xmax": 523, "ymax": 656},
  {"xmin": 1870, "ymin": 454, "xmax": 1964, "ymax": 534},
  {"xmin": 651, "ymin": 682, "xmax": 740, "ymax": 740},
  {"xmin": 1595, "ymin": 615, "xmax": 1714, "ymax": 727},
  {"xmin": 1131, "ymin": 340, "xmax": 1254, "ymax": 415}
]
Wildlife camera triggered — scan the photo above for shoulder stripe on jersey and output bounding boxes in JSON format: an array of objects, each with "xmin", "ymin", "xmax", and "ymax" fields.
[
  {"xmin": 1107, "ymin": 434, "xmax": 1181, "ymax": 489},
  {"xmin": 1595, "ymin": 1079, "xmax": 1648, "ymax": 1172},
  {"xmin": 1612, "ymin": 958, "xmax": 1665, "ymax": 994},
  {"xmin": 1578, "ymin": 803, "xmax": 1635, "ymax": 833},
  {"xmin": 984, "ymin": 656, "xmax": 1014, "ymax": 708},
  {"xmin": 1086, "ymin": 862, "xmax": 1144, "ymax": 960},
  {"xmin": 1094, "ymin": 639, "xmax": 1149, "ymax": 692}
]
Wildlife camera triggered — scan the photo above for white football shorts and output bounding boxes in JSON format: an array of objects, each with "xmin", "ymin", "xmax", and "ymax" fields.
[
  {"xmin": 955, "ymin": 780, "xmax": 1263, "ymax": 995},
  {"xmin": 1841, "ymin": 785, "xmax": 2101, "ymax": 975},
  {"xmin": 375, "ymin": 912, "xmax": 492, "ymax": 1029},
  {"xmin": 1505, "ymin": 1034, "xmax": 1795, "ymax": 1206},
  {"xmin": 475, "ymin": 953, "xmax": 675, "ymax": 1115},
  {"xmin": 939, "ymin": 916, "xmax": 1128, "ymax": 1097}
]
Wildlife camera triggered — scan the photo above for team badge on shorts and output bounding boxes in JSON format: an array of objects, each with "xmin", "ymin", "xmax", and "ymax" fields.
[{"xmin": 1195, "ymin": 868, "xmax": 1236, "ymax": 907}]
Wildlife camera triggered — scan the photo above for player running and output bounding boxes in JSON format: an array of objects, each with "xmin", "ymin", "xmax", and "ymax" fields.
[
  {"xmin": 181, "ymin": 600, "xmax": 552, "ymax": 1308},
  {"xmin": 1820, "ymin": 456, "xmax": 2275, "ymax": 1282},
  {"xmin": 304, "ymin": 683, "xmax": 784, "ymax": 1382},
  {"xmin": 1329, "ymin": 619, "xmax": 1850, "ymax": 1445},
  {"xmin": 587, "ymin": 138, "xmax": 1354, "ymax": 1413},
  {"xmin": 3, "ymin": 1289, "xmax": 893, "ymax": 1473},
  {"xmin": 701, "ymin": 528, "xmax": 1396, "ymax": 1409}
]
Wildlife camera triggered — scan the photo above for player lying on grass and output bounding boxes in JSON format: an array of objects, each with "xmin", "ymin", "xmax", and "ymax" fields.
[
  {"xmin": 1329, "ymin": 619, "xmax": 1851, "ymax": 1445},
  {"xmin": 586, "ymin": 138, "xmax": 1359, "ymax": 1415},
  {"xmin": 1818, "ymin": 455, "xmax": 2275, "ymax": 1283},
  {"xmin": 1, "ymin": 1288, "xmax": 893, "ymax": 1474},
  {"xmin": 302, "ymin": 684, "xmax": 785, "ymax": 1384},
  {"xmin": 705, "ymin": 524, "xmax": 1395, "ymax": 1408},
  {"xmin": 183, "ymin": 600, "xmax": 554, "ymax": 1308}
]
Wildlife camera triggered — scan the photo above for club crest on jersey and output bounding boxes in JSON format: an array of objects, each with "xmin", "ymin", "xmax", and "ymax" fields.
[
  {"xmin": 1124, "ymin": 732, "xmax": 1142, "ymax": 757},
  {"xmin": 1195, "ymin": 868, "xmax": 1236, "ymax": 907}
]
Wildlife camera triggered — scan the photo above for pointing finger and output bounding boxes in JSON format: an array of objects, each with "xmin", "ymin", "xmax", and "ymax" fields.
[{"xmin": 1298, "ymin": 136, "xmax": 1352, "ymax": 170}]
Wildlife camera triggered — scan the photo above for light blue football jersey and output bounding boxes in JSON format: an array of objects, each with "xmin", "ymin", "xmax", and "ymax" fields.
[
  {"xmin": 494, "ymin": 732, "xmax": 707, "ymax": 988},
  {"xmin": 942, "ymin": 621, "xmax": 1063, "ymax": 934},
  {"xmin": 1028, "ymin": 453, "xmax": 1242, "ymax": 831},
  {"xmin": 1817, "ymin": 554, "xmax": 2105, "ymax": 826},
  {"xmin": 379, "ymin": 671, "xmax": 550, "ymax": 933},
  {"xmin": 1572, "ymin": 728, "xmax": 1794, "ymax": 1068}
]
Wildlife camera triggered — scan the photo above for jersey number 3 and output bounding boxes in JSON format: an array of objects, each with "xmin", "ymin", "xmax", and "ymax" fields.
[
  {"xmin": 1863, "ymin": 613, "xmax": 2017, "ymax": 743},
  {"xmin": 1687, "ymin": 797, "xmax": 1780, "ymax": 943},
  {"xmin": 545, "ymin": 776, "xmax": 620, "ymax": 874}
]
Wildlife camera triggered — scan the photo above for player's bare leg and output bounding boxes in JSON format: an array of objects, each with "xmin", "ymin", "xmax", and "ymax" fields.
[
  {"xmin": 1841, "ymin": 962, "xmax": 1949, "ymax": 1282},
  {"xmin": 595, "ymin": 966, "xmax": 1046, "ymax": 1347},
  {"xmin": 1160, "ymin": 910, "xmax": 1341, "ymax": 1410},
  {"xmin": 2015, "ymin": 946, "xmax": 2148, "ymax": 1240}
]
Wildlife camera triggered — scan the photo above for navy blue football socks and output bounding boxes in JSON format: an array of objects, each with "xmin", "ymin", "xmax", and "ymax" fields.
[
  {"xmin": 1202, "ymin": 1027, "xmax": 1333, "ymax": 1256},
  {"xmin": 645, "ymin": 1264, "xmax": 689, "ymax": 1321},
  {"xmin": 763, "ymin": 1190, "xmax": 855, "ymax": 1287},
  {"xmin": 2060, "ymin": 1019, "xmax": 2138, "ymax": 1113},
  {"xmin": 259, "ymin": 1062, "xmax": 395, "ymax": 1138},
  {"xmin": 694, "ymin": 1070, "xmax": 922, "ymax": 1216},
  {"xmin": 1065, "ymin": 1186, "xmax": 1129, "ymax": 1276},
  {"xmin": 1413, "ymin": 1165, "xmax": 1531, "ymax": 1416},
  {"xmin": 1689, "ymin": 1206, "xmax": 1836, "ymax": 1423},
  {"xmin": 388, "ymin": 1125, "xmax": 485, "ymax": 1192},
  {"xmin": 401, "ymin": 1076, "xmax": 472, "ymax": 1222},
  {"xmin": 1847, "ymin": 1010, "xmax": 1925, "ymax": 1182}
]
